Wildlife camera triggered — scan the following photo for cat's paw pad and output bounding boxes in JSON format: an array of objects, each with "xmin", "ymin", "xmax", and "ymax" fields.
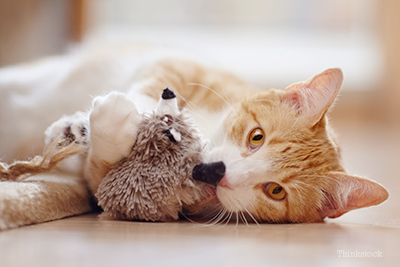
[
  {"xmin": 89, "ymin": 92, "xmax": 140, "ymax": 163},
  {"xmin": 45, "ymin": 111, "xmax": 89, "ymax": 148}
]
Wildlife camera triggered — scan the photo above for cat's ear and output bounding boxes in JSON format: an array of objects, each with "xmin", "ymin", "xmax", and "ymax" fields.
[
  {"xmin": 283, "ymin": 68, "xmax": 343, "ymax": 126},
  {"xmin": 319, "ymin": 172, "xmax": 389, "ymax": 219}
]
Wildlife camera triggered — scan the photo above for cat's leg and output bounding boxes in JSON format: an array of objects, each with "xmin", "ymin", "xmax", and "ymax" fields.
[
  {"xmin": 84, "ymin": 92, "xmax": 141, "ymax": 195},
  {"xmin": 0, "ymin": 172, "xmax": 92, "ymax": 231},
  {"xmin": 0, "ymin": 112, "xmax": 92, "ymax": 231}
]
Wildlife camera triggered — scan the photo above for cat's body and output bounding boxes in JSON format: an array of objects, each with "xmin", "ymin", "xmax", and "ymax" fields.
[{"xmin": 0, "ymin": 44, "xmax": 388, "ymax": 229}]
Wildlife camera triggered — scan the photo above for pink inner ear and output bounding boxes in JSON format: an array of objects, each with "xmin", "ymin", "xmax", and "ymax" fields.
[
  {"xmin": 282, "ymin": 68, "xmax": 343, "ymax": 125},
  {"xmin": 283, "ymin": 89, "xmax": 303, "ymax": 114},
  {"xmin": 319, "ymin": 172, "xmax": 389, "ymax": 219}
]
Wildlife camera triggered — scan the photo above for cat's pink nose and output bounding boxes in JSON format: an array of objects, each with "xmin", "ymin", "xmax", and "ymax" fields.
[{"xmin": 218, "ymin": 177, "xmax": 234, "ymax": 190}]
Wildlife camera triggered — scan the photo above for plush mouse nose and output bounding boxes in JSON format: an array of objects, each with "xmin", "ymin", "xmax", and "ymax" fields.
[{"xmin": 192, "ymin": 161, "xmax": 226, "ymax": 187}]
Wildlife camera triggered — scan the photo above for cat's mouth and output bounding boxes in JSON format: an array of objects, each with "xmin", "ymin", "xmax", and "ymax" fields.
[
  {"xmin": 193, "ymin": 161, "xmax": 229, "ymax": 204},
  {"xmin": 205, "ymin": 184, "xmax": 217, "ymax": 197}
]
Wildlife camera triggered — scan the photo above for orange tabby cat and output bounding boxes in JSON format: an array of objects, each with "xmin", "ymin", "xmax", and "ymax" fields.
[
  {"xmin": 191, "ymin": 68, "xmax": 389, "ymax": 223},
  {"xmin": 121, "ymin": 62, "xmax": 388, "ymax": 223},
  {"xmin": 0, "ymin": 46, "xmax": 388, "ymax": 229}
]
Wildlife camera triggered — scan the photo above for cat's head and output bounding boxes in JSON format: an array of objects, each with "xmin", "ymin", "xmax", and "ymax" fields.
[{"xmin": 193, "ymin": 68, "xmax": 389, "ymax": 223}]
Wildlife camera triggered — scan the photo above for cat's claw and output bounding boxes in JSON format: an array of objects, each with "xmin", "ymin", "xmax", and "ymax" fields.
[
  {"xmin": 89, "ymin": 92, "xmax": 140, "ymax": 164},
  {"xmin": 44, "ymin": 111, "xmax": 89, "ymax": 149}
]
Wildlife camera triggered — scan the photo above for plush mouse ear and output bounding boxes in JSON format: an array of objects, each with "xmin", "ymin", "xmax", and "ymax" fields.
[
  {"xmin": 155, "ymin": 88, "xmax": 180, "ymax": 116},
  {"xmin": 318, "ymin": 172, "xmax": 389, "ymax": 219},
  {"xmin": 282, "ymin": 68, "xmax": 343, "ymax": 126}
]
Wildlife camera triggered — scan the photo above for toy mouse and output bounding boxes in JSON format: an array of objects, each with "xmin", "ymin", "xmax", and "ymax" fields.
[{"xmin": 96, "ymin": 88, "xmax": 210, "ymax": 221}]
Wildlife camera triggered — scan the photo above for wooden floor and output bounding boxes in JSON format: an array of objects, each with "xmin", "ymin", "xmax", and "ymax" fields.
[{"xmin": 1, "ymin": 119, "xmax": 399, "ymax": 267}]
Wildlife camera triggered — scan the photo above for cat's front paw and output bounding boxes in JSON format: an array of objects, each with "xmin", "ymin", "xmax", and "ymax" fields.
[
  {"xmin": 45, "ymin": 111, "xmax": 89, "ymax": 149},
  {"xmin": 89, "ymin": 92, "xmax": 140, "ymax": 164},
  {"xmin": 44, "ymin": 111, "xmax": 89, "ymax": 174}
]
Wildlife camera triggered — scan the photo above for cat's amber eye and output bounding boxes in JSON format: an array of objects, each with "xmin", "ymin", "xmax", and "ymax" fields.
[
  {"xmin": 265, "ymin": 183, "xmax": 286, "ymax": 200},
  {"xmin": 248, "ymin": 128, "xmax": 264, "ymax": 148}
]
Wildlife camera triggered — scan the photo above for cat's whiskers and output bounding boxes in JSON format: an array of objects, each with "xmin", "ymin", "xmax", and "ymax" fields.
[
  {"xmin": 289, "ymin": 185, "xmax": 304, "ymax": 205},
  {"xmin": 186, "ymin": 82, "xmax": 233, "ymax": 110},
  {"xmin": 173, "ymin": 91, "xmax": 218, "ymax": 147},
  {"xmin": 173, "ymin": 91, "xmax": 202, "ymax": 115},
  {"xmin": 179, "ymin": 213, "xmax": 199, "ymax": 224},
  {"xmin": 235, "ymin": 212, "xmax": 239, "ymax": 227},
  {"xmin": 157, "ymin": 76, "xmax": 214, "ymax": 127},
  {"xmin": 223, "ymin": 211, "xmax": 234, "ymax": 226},
  {"xmin": 240, "ymin": 211, "xmax": 250, "ymax": 226},
  {"xmin": 243, "ymin": 206, "xmax": 260, "ymax": 226},
  {"xmin": 157, "ymin": 75, "xmax": 202, "ymax": 115},
  {"xmin": 287, "ymin": 185, "xmax": 304, "ymax": 223},
  {"xmin": 159, "ymin": 74, "xmax": 178, "ymax": 94},
  {"xmin": 221, "ymin": 193, "xmax": 261, "ymax": 227},
  {"xmin": 183, "ymin": 204, "xmax": 226, "ymax": 227},
  {"xmin": 290, "ymin": 179, "xmax": 323, "ymax": 207},
  {"xmin": 215, "ymin": 209, "xmax": 227, "ymax": 225},
  {"xmin": 220, "ymin": 209, "xmax": 232, "ymax": 226},
  {"xmin": 291, "ymin": 180, "xmax": 317, "ymax": 190},
  {"xmin": 208, "ymin": 206, "xmax": 232, "ymax": 227},
  {"xmin": 217, "ymin": 80, "xmax": 234, "ymax": 108},
  {"xmin": 294, "ymin": 175, "xmax": 332, "ymax": 191},
  {"xmin": 208, "ymin": 206, "xmax": 228, "ymax": 226},
  {"xmin": 292, "ymin": 174, "xmax": 348, "ymax": 213}
]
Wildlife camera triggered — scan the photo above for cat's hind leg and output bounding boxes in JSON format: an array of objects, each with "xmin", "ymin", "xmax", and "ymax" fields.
[{"xmin": 0, "ymin": 172, "xmax": 92, "ymax": 231}]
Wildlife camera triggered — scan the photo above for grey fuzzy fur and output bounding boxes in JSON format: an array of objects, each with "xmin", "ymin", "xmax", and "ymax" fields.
[{"xmin": 96, "ymin": 111, "xmax": 208, "ymax": 221}]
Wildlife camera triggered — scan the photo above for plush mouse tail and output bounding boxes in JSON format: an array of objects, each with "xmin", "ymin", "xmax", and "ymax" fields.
[{"xmin": 0, "ymin": 136, "xmax": 85, "ymax": 182}]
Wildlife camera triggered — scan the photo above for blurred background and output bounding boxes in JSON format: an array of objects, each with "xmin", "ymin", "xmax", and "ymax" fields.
[
  {"xmin": 0, "ymin": 0, "xmax": 399, "ymax": 231},
  {"xmin": 1, "ymin": 3, "xmax": 400, "ymax": 263},
  {"xmin": 0, "ymin": 0, "xmax": 399, "ymax": 125}
]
